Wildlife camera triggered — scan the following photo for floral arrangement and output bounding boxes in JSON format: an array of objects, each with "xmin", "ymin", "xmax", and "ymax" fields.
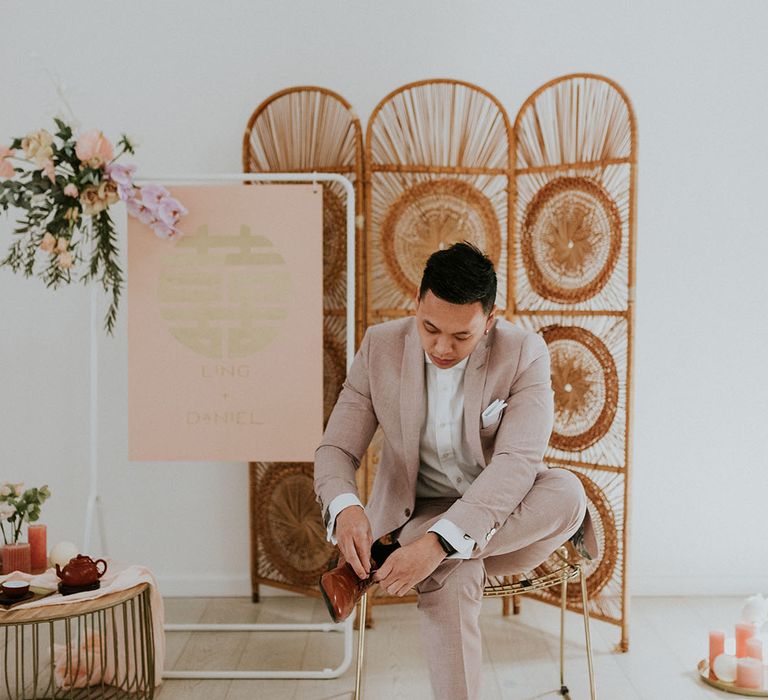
[
  {"xmin": 0, "ymin": 119, "xmax": 187, "ymax": 333},
  {"xmin": 0, "ymin": 482, "xmax": 51, "ymax": 545}
]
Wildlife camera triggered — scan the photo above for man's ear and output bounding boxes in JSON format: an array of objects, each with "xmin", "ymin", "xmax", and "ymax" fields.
[{"xmin": 485, "ymin": 305, "xmax": 498, "ymax": 332}]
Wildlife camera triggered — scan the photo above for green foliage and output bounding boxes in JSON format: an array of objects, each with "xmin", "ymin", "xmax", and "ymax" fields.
[{"xmin": 0, "ymin": 482, "xmax": 52, "ymax": 544}]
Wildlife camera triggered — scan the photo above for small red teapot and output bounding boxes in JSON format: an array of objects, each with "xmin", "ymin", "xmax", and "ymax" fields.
[{"xmin": 55, "ymin": 554, "xmax": 108, "ymax": 586}]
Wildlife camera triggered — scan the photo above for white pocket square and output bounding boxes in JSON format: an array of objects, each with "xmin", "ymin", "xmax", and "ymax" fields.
[{"xmin": 481, "ymin": 399, "xmax": 508, "ymax": 429}]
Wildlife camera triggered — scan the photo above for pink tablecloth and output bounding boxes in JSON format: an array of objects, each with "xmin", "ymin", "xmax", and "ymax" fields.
[{"xmin": 0, "ymin": 560, "xmax": 165, "ymax": 686}]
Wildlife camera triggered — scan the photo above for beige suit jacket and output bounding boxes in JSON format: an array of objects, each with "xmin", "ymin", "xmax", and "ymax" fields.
[{"xmin": 314, "ymin": 316, "xmax": 595, "ymax": 555}]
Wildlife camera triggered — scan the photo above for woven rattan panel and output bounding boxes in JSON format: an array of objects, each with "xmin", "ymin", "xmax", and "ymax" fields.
[
  {"xmin": 243, "ymin": 86, "xmax": 363, "ymax": 597},
  {"xmin": 365, "ymin": 79, "xmax": 512, "ymax": 323},
  {"xmin": 363, "ymin": 79, "xmax": 513, "ymax": 607},
  {"xmin": 511, "ymin": 74, "xmax": 636, "ymax": 651}
]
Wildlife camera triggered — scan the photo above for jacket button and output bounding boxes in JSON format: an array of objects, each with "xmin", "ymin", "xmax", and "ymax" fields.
[{"xmin": 404, "ymin": 508, "xmax": 411, "ymax": 517}]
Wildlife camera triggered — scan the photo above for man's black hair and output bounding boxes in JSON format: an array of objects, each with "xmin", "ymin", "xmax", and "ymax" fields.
[{"xmin": 418, "ymin": 241, "xmax": 497, "ymax": 315}]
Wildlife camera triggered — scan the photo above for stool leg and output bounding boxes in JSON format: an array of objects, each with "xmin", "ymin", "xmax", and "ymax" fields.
[
  {"xmin": 354, "ymin": 592, "xmax": 368, "ymax": 700},
  {"xmin": 579, "ymin": 567, "xmax": 597, "ymax": 700},
  {"xmin": 559, "ymin": 573, "xmax": 569, "ymax": 698}
]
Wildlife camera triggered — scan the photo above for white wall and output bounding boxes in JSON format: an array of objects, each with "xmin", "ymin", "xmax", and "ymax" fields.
[{"xmin": 1, "ymin": 0, "xmax": 767, "ymax": 597}]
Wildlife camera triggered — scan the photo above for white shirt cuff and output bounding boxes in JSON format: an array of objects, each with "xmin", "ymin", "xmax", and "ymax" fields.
[
  {"xmin": 326, "ymin": 493, "xmax": 364, "ymax": 545},
  {"xmin": 428, "ymin": 518, "xmax": 475, "ymax": 559}
]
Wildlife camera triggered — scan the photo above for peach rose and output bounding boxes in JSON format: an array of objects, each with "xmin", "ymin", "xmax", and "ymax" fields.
[
  {"xmin": 21, "ymin": 130, "xmax": 54, "ymax": 167},
  {"xmin": 40, "ymin": 232, "xmax": 56, "ymax": 253},
  {"xmin": 57, "ymin": 251, "xmax": 74, "ymax": 269},
  {"xmin": 0, "ymin": 146, "xmax": 14, "ymax": 179},
  {"xmin": 97, "ymin": 179, "xmax": 120, "ymax": 206},
  {"xmin": 75, "ymin": 130, "xmax": 114, "ymax": 169},
  {"xmin": 55, "ymin": 237, "xmax": 68, "ymax": 253},
  {"xmin": 80, "ymin": 186, "xmax": 107, "ymax": 216}
]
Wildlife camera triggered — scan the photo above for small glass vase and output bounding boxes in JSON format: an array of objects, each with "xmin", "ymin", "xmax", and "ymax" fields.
[{"xmin": 2, "ymin": 542, "xmax": 32, "ymax": 574}]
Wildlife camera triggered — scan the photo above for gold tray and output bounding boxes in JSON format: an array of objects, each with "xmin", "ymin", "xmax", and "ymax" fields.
[{"xmin": 698, "ymin": 659, "xmax": 768, "ymax": 696}]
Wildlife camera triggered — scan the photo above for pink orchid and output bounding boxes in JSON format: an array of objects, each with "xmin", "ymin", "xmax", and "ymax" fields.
[
  {"xmin": 140, "ymin": 184, "xmax": 170, "ymax": 209},
  {"xmin": 150, "ymin": 220, "xmax": 181, "ymax": 240},
  {"xmin": 105, "ymin": 163, "xmax": 135, "ymax": 188},
  {"xmin": 126, "ymin": 197, "xmax": 156, "ymax": 225},
  {"xmin": 0, "ymin": 146, "xmax": 15, "ymax": 179},
  {"xmin": 75, "ymin": 130, "xmax": 114, "ymax": 168},
  {"xmin": 157, "ymin": 197, "xmax": 188, "ymax": 227}
]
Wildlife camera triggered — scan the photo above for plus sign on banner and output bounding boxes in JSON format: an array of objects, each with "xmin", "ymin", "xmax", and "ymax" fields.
[{"xmin": 128, "ymin": 184, "xmax": 323, "ymax": 462}]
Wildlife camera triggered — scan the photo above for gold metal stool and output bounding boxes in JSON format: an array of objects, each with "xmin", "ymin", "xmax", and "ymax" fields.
[
  {"xmin": 352, "ymin": 546, "xmax": 597, "ymax": 700},
  {"xmin": 0, "ymin": 583, "xmax": 155, "ymax": 699}
]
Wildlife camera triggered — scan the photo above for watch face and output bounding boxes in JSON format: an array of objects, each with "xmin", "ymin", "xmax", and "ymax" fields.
[{"xmin": 436, "ymin": 533, "xmax": 456, "ymax": 555}]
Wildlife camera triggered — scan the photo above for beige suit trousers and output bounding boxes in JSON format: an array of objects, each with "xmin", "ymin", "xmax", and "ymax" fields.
[{"xmin": 395, "ymin": 467, "xmax": 587, "ymax": 700}]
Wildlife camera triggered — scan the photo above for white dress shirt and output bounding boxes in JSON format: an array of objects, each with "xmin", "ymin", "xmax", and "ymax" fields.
[{"xmin": 326, "ymin": 352, "xmax": 481, "ymax": 558}]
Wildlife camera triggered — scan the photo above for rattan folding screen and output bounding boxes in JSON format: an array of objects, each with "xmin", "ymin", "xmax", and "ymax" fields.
[
  {"xmin": 244, "ymin": 76, "xmax": 636, "ymax": 649},
  {"xmin": 510, "ymin": 75, "xmax": 636, "ymax": 651},
  {"xmin": 243, "ymin": 87, "xmax": 364, "ymax": 600}
]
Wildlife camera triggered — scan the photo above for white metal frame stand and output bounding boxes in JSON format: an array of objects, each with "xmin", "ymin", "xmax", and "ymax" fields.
[{"xmin": 85, "ymin": 172, "xmax": 357, "ymax": 681}]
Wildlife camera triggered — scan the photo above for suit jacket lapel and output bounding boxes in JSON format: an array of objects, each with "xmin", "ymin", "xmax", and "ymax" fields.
[
  {"xmin": 400, "ymin": 322, "xmax": 426, "ymax": 482},
  {"xmin": 463, "ymin": 330, "xmax": 491, "ymax": 465}
]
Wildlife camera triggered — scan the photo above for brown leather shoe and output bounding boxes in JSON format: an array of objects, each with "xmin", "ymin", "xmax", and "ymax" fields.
[{"xmin": 319, "ymin": 561, "xmax": 376, "ymax": 623}]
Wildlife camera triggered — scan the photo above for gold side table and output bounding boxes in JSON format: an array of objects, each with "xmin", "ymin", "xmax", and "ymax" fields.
[{"xmin": 1, "ymin": 583, "xmax": 155, "ymax": 700}]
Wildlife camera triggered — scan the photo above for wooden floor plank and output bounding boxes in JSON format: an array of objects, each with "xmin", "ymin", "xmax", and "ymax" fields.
[{"xmin": 152, "ymin": 594, "xmax": 751, "ymax": 699}]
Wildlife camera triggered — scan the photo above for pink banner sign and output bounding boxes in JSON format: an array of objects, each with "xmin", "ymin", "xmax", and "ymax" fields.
[{"xmin": 128, "ymin": 184, "xmax": 323, "ymax": 462}]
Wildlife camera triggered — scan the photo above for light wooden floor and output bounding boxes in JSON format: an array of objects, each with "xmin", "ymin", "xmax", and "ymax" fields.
[{"xmin": 157, "ymin": 593, "xmax": 743, "ymax": 699}]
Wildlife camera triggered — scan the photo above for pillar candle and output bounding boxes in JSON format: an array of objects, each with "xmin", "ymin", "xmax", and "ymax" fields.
[
  {"xmin": 746, "ymin": 637, "xmax": 763, "ymax": 662},
  {"xmin": 736, "ymin": 657, "xmax": 763, "ymax": 689},
  {"xmin": 736, "ymin": 623, "xmax": 757, "ymax": 658},
  {"xmin": 1, "ymin": 543, "xmax": 31, "ymax": 574},
  {"xmin": 709, "ymin": 630, "xmax": 725, "ymax": 679},
  {"xmin": 28, "ymin": 524, "xmax": 47, "ymax": 572}
]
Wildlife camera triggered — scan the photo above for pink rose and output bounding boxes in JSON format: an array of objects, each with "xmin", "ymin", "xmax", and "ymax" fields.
[
  {"xmin": 40, "ymin": 232, "xmax": 56, "ymax": 253},
  {"xmin": 43, "ymin": 159, "xmax": 56, "ymax": 183},
  {"xmin": 63, "ymin": 183, "xmax": 78, "ymax": 197},
  {"xmin": 0, "ymin": 146, "xmax": 14, "ymax": 179},
  {"xmin": 75, "ymin": 130, "xmax": 114, "ymax": 168}
]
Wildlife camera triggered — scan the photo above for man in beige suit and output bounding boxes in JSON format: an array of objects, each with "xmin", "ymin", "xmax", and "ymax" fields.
[{"xmin": 315, "ymin": 242, "xmax": 595, "ymax": 700}]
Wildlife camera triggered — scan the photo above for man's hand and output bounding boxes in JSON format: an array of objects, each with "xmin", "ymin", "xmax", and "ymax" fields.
[
  {"xmin": 335, "ymin": 506, "xmax": 373, "ymax": 579},
  {"xmin": 373, "ymin": 533, "xmax": 446, "ymax": 596}
]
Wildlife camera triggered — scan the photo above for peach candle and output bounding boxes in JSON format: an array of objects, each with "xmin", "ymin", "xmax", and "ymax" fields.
[
  {"xmin": 28, "ymin": 524, "xmax": 47, "ymax": 572},
  {"xmin": 746, "ymin": 637, "xmax": 763, "ymax": 662},
  {"xmin": 736, "ymin": 623, "xmax": 757, "ymax": 658},
  {"xmin": 709, "ymin": 630, "xmax": 725, "ymax": 679},
  {"xmin": 1, "ymin": 543, "xmax": 31, "ymax": 574},
  {"xmin": 736, "ymin": 657, "xmax": 763, "ymax": 689}
]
